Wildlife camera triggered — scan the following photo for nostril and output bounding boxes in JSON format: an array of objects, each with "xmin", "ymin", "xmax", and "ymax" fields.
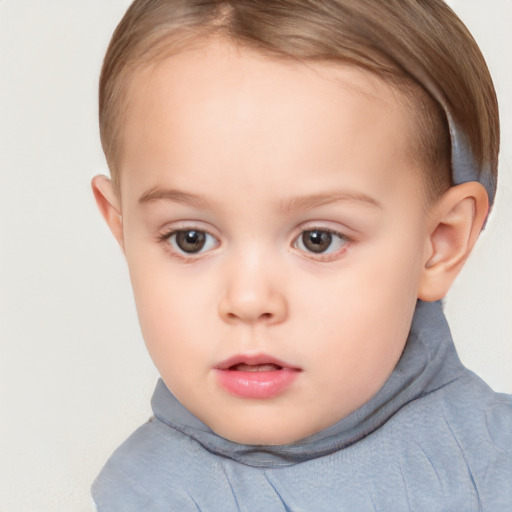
[{"xmin": 226, "ymin": 311, "xmax": 272, "ymax": 321}]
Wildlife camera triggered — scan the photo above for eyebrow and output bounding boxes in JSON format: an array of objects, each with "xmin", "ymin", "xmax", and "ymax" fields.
[
  {"xmin": 138, "ymin": 187, "xmax": 382, "ymax": 212},
  {"xmin": 279, "ymin": 191, "xmax": 382, "ymax": 213},
  {"xmin": 138, "ymin": 187, "xmax": 212, "ymax": 208}
]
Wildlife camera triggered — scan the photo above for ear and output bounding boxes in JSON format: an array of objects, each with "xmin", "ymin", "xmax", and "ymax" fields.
[
  {"xmin": 91, "ymin": 175, "xmax": 124, "ymax": 251},
  {"xmin": 418, "ymin": 182, "xmax": 489, "ymax": 302}
]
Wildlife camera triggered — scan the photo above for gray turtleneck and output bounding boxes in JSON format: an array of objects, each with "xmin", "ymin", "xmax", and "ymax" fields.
[{"xmin": 92, "ymin": 300, "xmax": 512, "ymax": 511}]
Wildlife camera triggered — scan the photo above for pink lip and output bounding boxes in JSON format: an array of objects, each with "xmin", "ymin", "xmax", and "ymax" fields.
[{"xmin": 214, "ymin": 354, "xmax": 301, "ymax": 399}]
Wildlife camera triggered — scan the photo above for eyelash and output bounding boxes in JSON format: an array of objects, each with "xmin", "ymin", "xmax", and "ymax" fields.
[{"xmin": 157, "ymin": 226, "xmax": 351, "ymax": 261}]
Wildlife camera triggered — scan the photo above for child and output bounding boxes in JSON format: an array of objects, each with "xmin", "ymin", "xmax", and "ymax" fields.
[{"xmin": 91, "ymin": 0, "xmax": 512, "ymax": 509}]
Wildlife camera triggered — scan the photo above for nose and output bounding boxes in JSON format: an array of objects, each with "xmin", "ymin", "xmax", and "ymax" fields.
[{"xmin": 218, "ymin": 254, "xmax": 288, "ymax": 325}]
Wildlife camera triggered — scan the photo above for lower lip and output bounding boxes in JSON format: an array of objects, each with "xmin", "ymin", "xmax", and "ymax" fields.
[{"xmin": 215, "ymin": 368, "xmax": 300, "ymax": 399}]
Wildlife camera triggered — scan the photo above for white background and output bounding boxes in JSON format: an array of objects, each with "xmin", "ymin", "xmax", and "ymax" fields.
[{"xmin": 0, "ymin": 1, "xmax": 510, "ymax": 510}]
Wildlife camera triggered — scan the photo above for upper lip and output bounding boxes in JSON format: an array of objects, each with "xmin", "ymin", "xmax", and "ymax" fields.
[{"xmin": 214, "ymin": 353, "xmax": 301, "ymax": 371}]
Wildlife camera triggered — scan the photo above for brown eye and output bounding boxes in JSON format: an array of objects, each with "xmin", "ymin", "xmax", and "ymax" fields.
[
  {"xmin": 163, "ymin": 228, "xmax": 219, "ymax": 257},
  {"xmin": 172, "ymin": 230, "xmax": 211, "ymax": 253},
  {"xmin": 301, "ymin": 230, "xmax": 332, "ymax": 253},
  {"xmin": 294, "ymin": 229, "xmax": 348, "ymax": 256}
]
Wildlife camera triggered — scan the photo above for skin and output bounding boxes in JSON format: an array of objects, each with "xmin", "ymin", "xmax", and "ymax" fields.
[{"xmin": 93, "ymin": 38, "xmax": 488, "ymax": 445}]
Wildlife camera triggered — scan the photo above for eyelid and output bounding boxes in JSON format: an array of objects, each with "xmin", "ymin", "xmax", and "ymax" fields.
[
  {"xmin": 293, "ymin": 221, "xmax": 353, "ymax": 241},
  {"xmin": 158, "ymin": 220, "xmax": 220, "ymax": 238}
]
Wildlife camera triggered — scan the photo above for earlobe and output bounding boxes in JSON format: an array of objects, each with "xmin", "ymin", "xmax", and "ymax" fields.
[
  {"xmin": 91, "ymin": 175, "xmax": 125, "ymax": 251},
  {"xmin": 418, "ymin": 182, "xmax": 489, "ymax": 302}
]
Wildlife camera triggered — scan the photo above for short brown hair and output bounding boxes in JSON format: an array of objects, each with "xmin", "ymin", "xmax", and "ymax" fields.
[{"xmin": 99, "ymin": 0, "xmax": 499, "ymax": 202}]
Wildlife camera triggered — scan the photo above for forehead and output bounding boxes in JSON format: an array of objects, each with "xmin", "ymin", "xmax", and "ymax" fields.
[{"xmin": 119, "ymin": 38, "xmax": 418, "ymax": 201}]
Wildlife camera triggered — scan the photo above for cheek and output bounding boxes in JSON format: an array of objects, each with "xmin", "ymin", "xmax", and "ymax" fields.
[
  {"xmin": 125, "ymin": 251, "xmax": 212, "ymax": 365},
  {"xmin": 304, "ymin": 292, "xmax": 415, "ymax": 408},
  {"xmin": 345, "ymin": 235, "xmax": 423, "ymax": 345},
  {"xmin": 295, "ymin": 234, "xmax": 422, "ymax": 385},
  {"xmin": 356, "ymin": 223, "xmax": 425, "ymax": 298}
]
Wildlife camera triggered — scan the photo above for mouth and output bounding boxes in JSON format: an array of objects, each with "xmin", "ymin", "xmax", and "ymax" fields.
[
  {"xmin": 215, "ymin": 353, "xmax": 299, "ymax": 371},
  {"xmin": 214, "ymin": 354, "xmax": 301, "ymax": 399},
  {"xmin": 228, "ymin": 363, "xmax": 283, "ymax": 372}
]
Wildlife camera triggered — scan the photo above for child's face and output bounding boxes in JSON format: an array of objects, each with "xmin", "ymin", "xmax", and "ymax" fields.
[{"xmin": 115, "ymin": 39, "xmax": 432, "ymax": 445}]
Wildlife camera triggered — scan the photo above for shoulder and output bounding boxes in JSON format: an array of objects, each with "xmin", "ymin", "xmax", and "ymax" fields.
[
  {"xmin": 91, "ymin": 417, "xmax": 213, "ymax": 512},
  {"xmin": 393, "ymin": 369, "xmax": 512, "ymax": 507},
  {"xmin": 440, "ymin": 372, "xmax": 512, "ymax": 472},
  {"xmin": 424, "ymin": 369, "xmax": 512, "ymax": 453}
]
